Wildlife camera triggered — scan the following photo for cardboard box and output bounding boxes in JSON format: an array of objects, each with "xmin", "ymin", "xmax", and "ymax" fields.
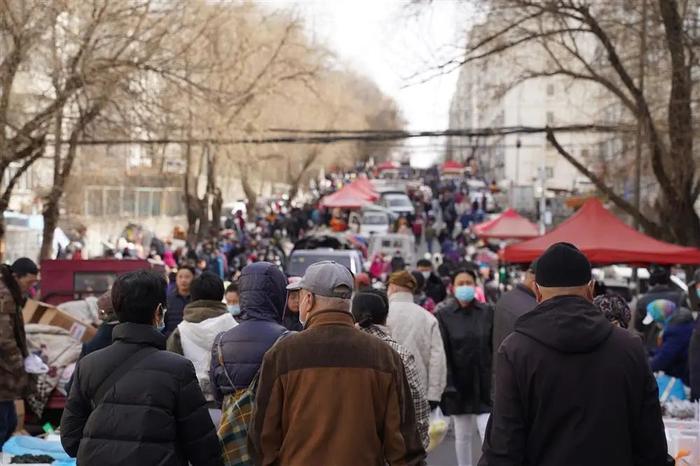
[{"xmin": 23, "ymin": 299, "xmax": 96, "ymax": 343}]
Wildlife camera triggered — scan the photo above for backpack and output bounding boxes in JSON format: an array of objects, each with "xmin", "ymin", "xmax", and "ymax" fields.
[{"xmin": 217, "ymin": 332, "xmax": 289, "ymax": 466}]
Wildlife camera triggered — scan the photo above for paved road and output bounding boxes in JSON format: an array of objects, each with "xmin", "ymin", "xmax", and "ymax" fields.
[{"xmin": 427, "ymin": 427, "xmax": 483, "ymax": 466}]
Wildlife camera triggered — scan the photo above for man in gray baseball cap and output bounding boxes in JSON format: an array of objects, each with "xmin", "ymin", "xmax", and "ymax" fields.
[
  {"xmin": 286, "ymin": 260, "xmax": 354, "ymax": 326},
  {"xmin": 249, "ymin": 260, "xmax": 426, "ymax": 465}
]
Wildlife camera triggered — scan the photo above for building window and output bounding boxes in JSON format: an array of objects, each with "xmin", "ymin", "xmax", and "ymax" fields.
[
  {"xmin": 546, "ymin": 83, "xmax": 555, "ymax": 96},
  {"xmin": 545, "ymin": 166, "xmax": 554, "ymax": 178},
  {"xmin": 546, "ymin": 112, "xmax": 555, "ymax": 125}
]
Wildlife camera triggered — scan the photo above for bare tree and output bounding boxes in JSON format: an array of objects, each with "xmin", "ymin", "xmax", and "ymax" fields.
[{"xmin": 427, "ymin": 0, "xmax": 700, "ymax": 245}]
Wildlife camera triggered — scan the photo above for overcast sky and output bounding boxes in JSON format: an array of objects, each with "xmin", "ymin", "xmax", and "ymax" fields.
[{"xmin": 264, "ymin": 0, "xmax": 473, "ymax": 165}]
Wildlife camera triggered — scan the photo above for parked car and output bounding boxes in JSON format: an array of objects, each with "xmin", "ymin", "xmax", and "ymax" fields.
[
  {"xmin": 286, "ymin": 249, "xmax": 364, "ymax": 276},
  {"xmin": 368, "ymin": 234, "xmax": 416, "ymax": 268},
  {"xmin": 380, "ymin": 193, "xmax": 415, "ymax": 217},
  {"xmin": 360, "ymin": 211, "xmax": 391, "ymax": 236}
]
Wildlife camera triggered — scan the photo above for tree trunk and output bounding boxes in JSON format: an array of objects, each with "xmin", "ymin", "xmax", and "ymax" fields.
[
  {"xmin": 240, "ymin": 164, "xmax": 257, "ymax": 221},
  {"xmin": 211, "ymin": 188, "xmax": 223, "ymax": 232},
  {"xmin": 183, "ymin": 143, "xmax": 199, "ymax": 245},
  {"xmin": 40, "ymin": 201, "xmax": 60, "ymax": 260}
]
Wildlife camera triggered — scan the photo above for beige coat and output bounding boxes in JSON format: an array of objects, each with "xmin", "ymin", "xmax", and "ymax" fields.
[{"xmin": 387, "ymin": 291, "xmax": 447, "ymax": 402}]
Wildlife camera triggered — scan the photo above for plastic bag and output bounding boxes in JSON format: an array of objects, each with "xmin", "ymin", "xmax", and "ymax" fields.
[
  {"xmin": 427, "ymin": 407, "xmax": 449, "ymax": 452},
  {"xmin": 23, "ymin": 353, "xmax": 48, "ymax": 375}
]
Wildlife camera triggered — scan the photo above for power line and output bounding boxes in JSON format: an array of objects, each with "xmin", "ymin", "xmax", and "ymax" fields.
[{"xmin": 62, "ymin": 124, "xmax": 633, "ymax": 146}]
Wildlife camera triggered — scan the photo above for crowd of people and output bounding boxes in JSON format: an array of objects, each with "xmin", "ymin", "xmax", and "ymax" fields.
[
  {"xmin": 1, "ymin": 235, "xmax": 699, "ymax": 465},
  {"xmin": 43, "ymin": 241, "xmax": 690, "ymax": 466},
  {"xmin": 2, "ymin": 169, "xmax": 700, "ymax": 465}
]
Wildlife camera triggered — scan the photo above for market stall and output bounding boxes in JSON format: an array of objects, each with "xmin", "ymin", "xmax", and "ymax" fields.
[
  {"xmin": 503, "ymin": 199, "xmax": 700, "ymax": 265},
  {"xmin": 473, "ymin": 208, "xmax": 540, "ymax": 241}
]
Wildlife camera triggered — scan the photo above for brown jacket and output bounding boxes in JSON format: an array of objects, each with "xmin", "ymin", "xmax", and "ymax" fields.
[
  {"xmin": 248, "ymin": 308, "xmax": 426, "ymax": 466},
  {"xmin": 0, "ymin": 268, "xmax": 28, "ymax": 401}
]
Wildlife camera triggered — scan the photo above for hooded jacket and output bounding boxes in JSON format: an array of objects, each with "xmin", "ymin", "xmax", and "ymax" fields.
[
  {"xmin": 479, "ymin": 295, "xmax": 669, "ymax": 466},
  {"xmin": 424, "ymin": 272, "xmax": 447, "ymax": 304},
  {"xmin": 209, "ymin": 262, "xmax": 287, "ymax": 405},
  {"xmin": 167, "ymin": 300, "xmax": 237, "ymax": 403},
  {"xmin": 60, "ymin": 323, "xmax": 223, "ymax": 466}
]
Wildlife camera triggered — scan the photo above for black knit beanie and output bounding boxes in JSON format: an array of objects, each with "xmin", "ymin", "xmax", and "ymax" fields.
[{"xmin": 535, "ymin": 242, "xmax": 591, "ymax": 287}]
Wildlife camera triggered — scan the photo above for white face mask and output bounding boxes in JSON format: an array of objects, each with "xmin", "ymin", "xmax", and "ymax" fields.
[{"xmin": 421, "ymin": 271, "xmax": 431, "ymax": 280}]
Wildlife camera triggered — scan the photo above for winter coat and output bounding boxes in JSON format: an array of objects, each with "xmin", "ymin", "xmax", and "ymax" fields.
[
  {"xmin": 479, "ymin": 295, "xmax": 670, "ymax": 466},
  {"xmin": 435, "ymin": 297, "xmax": 493, "ymax": 415},
  {"xmin": 167, "ymin": 300, "xmax": 237, "ymax": 403},
  {"xmin": 248, "ymin": 308, "xmax": 426, "ymax": 466},
  {"xmin": 492, "ymin": 284, "xmax": 537, "ymax": 355},
  {"xmin": 209, "ymin": 262, "xmax": 287, "ymax": 405},
  {"xmin": 0, "ymin": 267, "xmax": 28, "ymax": 401},
  {"xmin": 424, "ymin": 272, "xmax": 447, "ymax": 304},
  {"xmin": 80, "ymin": 322, "xmax": 117, "ymax": 358},
  {"xmin": 60, "ymin": 322, "xmax": 223, "ymax": 466},
  {"xmin": 650, "ymin": 307, "xmax": 694, "ymax": 385},
  {"xmin": 386, "ymin": 292, "xmax": 447, "ymax": 402},
  {"xmin": 689, "ymin": 329, "xmax": 700, "ymax": 400},
  {"xmin": 635, "ymin": 285, "xmax": 687, "ymax": 350},
  {"xmin": 164, "ymin": 291, "xmax": 190, "ymax": 337},
  {"xmin": 282, "ymin": 309, "xmax": 303, "ymax": 332},
  {"xmin": 65, "ymin": 322, "xmax": 118, "ymax": 397},
  {"xmin": 362, "ymin": 324, "xmax": 430, "ymax": 449}
]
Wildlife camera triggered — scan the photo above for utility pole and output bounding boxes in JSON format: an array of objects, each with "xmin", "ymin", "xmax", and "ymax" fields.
[{"xmin": 632, "ymin": 0, "xmax": 647, "ymax": 292}]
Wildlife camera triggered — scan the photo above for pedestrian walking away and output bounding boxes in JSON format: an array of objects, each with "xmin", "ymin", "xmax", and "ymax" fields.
[
  {"xmin": 210, "ymin": 262, "xmax": 288, "ymax": 465},
  {"xmin": 386, "ymin": 270, "xmax": 447, "ymax": 406},
  {"xmin": 249, "ymin": 261, "xmax": 426, "ymax": 466},
  {"xmin": 60, "ymin": 270, "xmax": 223, "ymax": 466},
  {"xmin": 167, "ymin": 271, "xmax": 237, "ymax": 425},
  {"xmin": 492, "ymin": 260, "xmax": 537, "ymax": 357},
  {"xmin": 479, "ymin": 242, "xmax": 671, "ymax": 466},
  {"xmin": 352, "ymin": 289, "xmax": 431, "ymax": 449}
]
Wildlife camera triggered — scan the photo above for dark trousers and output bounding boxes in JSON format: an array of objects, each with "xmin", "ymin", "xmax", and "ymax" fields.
[{"xmin": 0, "ymin": 400, "xmax": 17, "ymax": 447}]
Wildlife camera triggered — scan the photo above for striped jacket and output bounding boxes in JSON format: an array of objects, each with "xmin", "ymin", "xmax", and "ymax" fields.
[{"xmin": 362, "ymin": 324, "xmax": 431, "ymax": 449}]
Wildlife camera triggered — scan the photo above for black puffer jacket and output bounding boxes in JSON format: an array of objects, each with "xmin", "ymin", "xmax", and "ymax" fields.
[
  {"xmin": 435, "ymin": 297, "xmax": 493, "ymax": 415},
  {"xmin": 60, "ymin": 322, "xmax": 223, "ymax": 466}
]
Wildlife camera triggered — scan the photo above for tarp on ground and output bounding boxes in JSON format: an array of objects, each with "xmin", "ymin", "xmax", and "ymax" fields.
[
  {"xmin": 474, "ymin": 208, "xmax": 540, "ymax": 240},
  {"xmin": 320, "ymin": 185, "xmax": 371, "ymax": 209},
  {"xmin": 502, "ymin": 198, "xmax": 700, "ymax": 265}
]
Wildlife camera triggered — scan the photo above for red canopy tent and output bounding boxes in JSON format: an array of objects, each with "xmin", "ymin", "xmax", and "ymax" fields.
[
  {"xmin": 349, "ymin": 178, "xmax": 379, "ymax": 201},
  {"xmin": 474, "ymin": 208, "xmax": 540, "ymax": 240},
  {"xmin": 441, "ymin": 160, "xmax": 464, "ymax": 171},
  {"xmin": 320, "ymin": 185, "xmax": 372, "ymax": 209},
  {"xmin": 503, "ymin": 198, "xmax": 700, "ymax": 265}
]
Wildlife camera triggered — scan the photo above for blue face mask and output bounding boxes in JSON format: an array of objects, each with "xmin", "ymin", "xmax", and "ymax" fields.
[
  {"xmin": 156, "ymin": 318, "xmax": 166, "ymax": 332},
  {"xmin": 455, "ymin": 285, "xmax": 475, "ymax": 303},
  {"xmin": 696, "ymin": 288, "xmax": 700, "ymax": 300},
  {"xmin": 228, "ymin": 304, "xmax": 241, "ymax": 316}
]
